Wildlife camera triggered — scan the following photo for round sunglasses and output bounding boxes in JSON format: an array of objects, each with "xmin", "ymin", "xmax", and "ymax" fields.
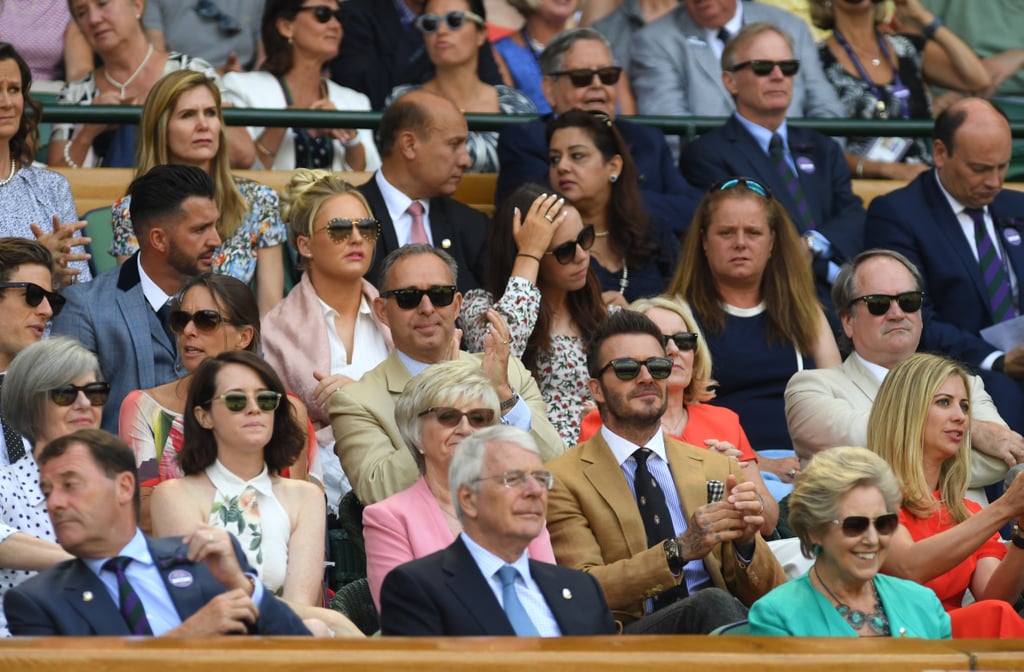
[
  {"xmin": 831, "ymin": 513, "xmax": 899, "ymax": 537},
  {"xmin": 417, "ymin": 406, "xmax": 496, "ymax": 428},
  {"xmin": 597, "ymin": 357, "xmax": 673, "ymax": 381},
  {"xmin": 414, "ymin": 10, "xmax": 484, "ymax": 34},
  {"xmin": 546, "ymin": 225, "xmax": 596, "ymax": 265},
  {"xmin": 728, "ymin": 59, "xmax": 801, "ymax": 77},
  {"xmin": 0, "ymin": 281, "xmax": 66, "ymax": 317},
  {"xmin": 296, "ymin": 5, "xmax": 343, "ymax": 24},
  {"xmin": 549, "ymin": 66, "xmax": 623, "ymax": 88},
  {"xmin": 381, "ymin": 285, "xmax": 457, "ymax": 310},
  {"xmin": 661, "ymin": 332, "xmax": 699, "ymax": 351},
  {"xmin": 50, "ymin": 382, "xmax": 111, "ymax": 407},
  {"xmin": 850, "ymin": 291, "xmax": 924, "ymax": 316},
  {"xmin": 207, "ymin": 390, "xmax": 283, "ymax": 413},
  {"xmin": 169, "ymin": 309, "xmax": 240, "ymax": 334},
  {"xmin": 315, "ymin": 217, "xmax": 380, "ymax": 244}
]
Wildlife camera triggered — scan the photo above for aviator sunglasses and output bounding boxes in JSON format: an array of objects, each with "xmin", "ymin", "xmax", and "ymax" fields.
[
  {"xmin": 316, "ymin": 218, "xmax": 380, "ymax": 244},
  {"xmin": 598, "ymin": 357, "xmax": 673, "ymax": 381},
  {"xmin": 0, "ymin": 282, "xmax": 66, "ymax": 317},
  {"xmin": 832, "ymin": 513, "xmax": 899, "ymax": 537},
  {"xmin": 546, "ymin": 225, "xmax": 596, "ymax": 265},
  {"xmin": 414, "ymin": 10, "xmax": 484, "ymax": 34},
  {"xmin": 549, "ymin": 66, "xmax": 623, "ymax": 88},
  {"xmin": 661, "ymin": 332, "xmax": 699, "ymax": 351},
  {"xmin": 381, "ymin": 285, "xmax": 457, "ymax": 310},
  {"xmin": 50, "ymin": 382, "xmax": 111, "ymax": 407},
  {"xmin": 728, "ymin": 59, "xmax": 801, "ymax": 76},
  {"xmin": 169, "ymin": 309, "xmax": 240, "ymax": 334},
  {"xmin": 850, "ymin": 291, "xmax": 924, "ymax": 316},
  {"xmin": 417, "ymin": 406, "xmax": 496, "ymax": 428},
  {"xmin": 296, "ymin": 5, "xmax": 344, "ymax": 24},
  {"xmin": 207, "ymin": 390, "xmax": 283, "ymax": 413}
]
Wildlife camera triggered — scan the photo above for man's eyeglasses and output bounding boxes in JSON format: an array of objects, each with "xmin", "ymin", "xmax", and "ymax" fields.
[
  {"xmin": 414, "ymin": 10, "xmax": 484, "ymax": 34},
  {"xmin": 661, "ymin": 332, "xmax": 698, "ymax": 351},
  {"xmin": 548, "ymin": 66, "xmax": 623, "ymax": 88},
  {"xmin": 0, "ymin": 282, "xmax": 66, "ymax": 317},
  {"xmin": 546, "ymin": 225, "xmax": 596, "ymax": 265},
  {"xmin": 850, "ymin": 291, "xmax": 924, "ymax": 316},
  {"xmin": 381, "ymin": 285, "xmax": 457, "ymax": 310},
  {"xmin": 418, "ymin": 407, "xmax": 496, "ymax": 428},
  {"xmin": 207, "ymin": 390, "xmax": 283, "ymax": 413},
  {"xmin": 728, "ymin": 59, "xmax": 800, "ymax": 77},
  {"xmin": 473, "ymin": 469, "xmax": 555, "ymax": 490},
  {"xmin": 195, "ymin": 0, "xmax": 242, "ymax": 35},
  {"xmin": 708, "ymin": 177, "xmax": 773, "ymax": 200},
  {"xmin": 832, "ymin": 513, "xmax": 899, "ymax": 537},
  {"xmin": 50, "ymin": 382, "xmax": 111, "ymax": 407},
  {"xmin": 315, "ymin": 218, "xmax": 380, "ymax": 244},
  {"xmin": 169, "ymin": 309, "xmax": 240, "ymax": 334},
  {"xmin": 296, "ymin": 5, "xmax": 344, "ymax": 24},
  {"xmin": 597, "ymin": 357, "xmax": 673, "ymax": 381}
]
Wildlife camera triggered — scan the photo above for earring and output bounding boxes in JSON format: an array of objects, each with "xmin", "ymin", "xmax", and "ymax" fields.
[
  {"xmin": 609, "ymin": 174, "xmax": 618, "ymax": 183},
  {"xmin": 812, "ymin": 543, "xmax": 822, "ymax": 556}
]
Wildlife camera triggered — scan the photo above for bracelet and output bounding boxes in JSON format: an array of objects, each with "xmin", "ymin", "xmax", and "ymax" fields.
[
  {"xmin": 255, "ymin": 141, "xmax": 275, "ymax": 158},
  {"xmin": 516, "ymin": 253, "xmax": 542, "ymax": 263},
  {"xmin": 856, "ymin": 156, "xmax": 866, "ymax": 178},
  {"xmin": 63, "ymin": 139, "xmax": 80, "ymax": 169},
  {"xmin": 923, "ymin": 16, "xmax": 942, "ymax": 40}
]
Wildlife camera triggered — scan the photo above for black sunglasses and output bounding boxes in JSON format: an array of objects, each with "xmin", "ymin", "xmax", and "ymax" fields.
[
  {"xmin": 418, "ymin": 406, "xmax": 496, "ymax": 428},
  {"xmin": 546, "ymin": 225, "xmax": 596, "ymax": 265},
  {"xmin": 169, "ymin": 309, "xmax": 238, "ymax": 334},
  {"xmin": 195, "ymin": 0, "xmax": 242, "ymax": 35},
  {"xmin": 208, "ymin": 390, "xmax": 283, "ymax": 413},
  {"xmin": 832, "ymin": 513, "xmax": 899, "ymax": 537},
  {"xmin": 851, "ymin": 291, "xmax": 924, "ymax": 316},
  {"xmin": 316, "ymin": 218, "xmax": 380, "ymax": 244},
  {"xmin": 50, "ymin": 382, "xmax": 111, "ymax": 407},
  {"xmin": 729, "ymin": 59, "xmax": 801, "ymax": 76},
  {"xmin": 414, "ymin": 10, "xmax": 484, "ymax": 34},
  {"xmin": 0, "ymin": 281, "xmax": 66, "ymax": 317},
  {"xmin": 296, "ymin": 5, "xmax": 344, "ymax": 24},
  {"xmin": 597, "ymin": 357, "xmax": 673, "ymax": 381},
  {"xmin": 381, "ymin": 285, "xmax": 457, "ymax": 310},
  {"xmin": 661, "ymin": 332, "xmax": 698, "ymax": 351},
  {"xmin": 708, "ymin": 177, "xmax": 773, "ymax": 200},
  {"xmin": 549, "ymin": 66, "xmax": 623, "ymax": 88}
]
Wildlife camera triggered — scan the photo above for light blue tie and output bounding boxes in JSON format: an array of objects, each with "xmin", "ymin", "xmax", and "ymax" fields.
[{"xmin": 497, "ymin": 565, "xmax": 539, "ymax": 636}]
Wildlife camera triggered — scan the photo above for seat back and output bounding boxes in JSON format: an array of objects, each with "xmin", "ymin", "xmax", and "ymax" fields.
[{"xmin": 82, "ymin": 206, "xmax": 117, "ymax": 275}]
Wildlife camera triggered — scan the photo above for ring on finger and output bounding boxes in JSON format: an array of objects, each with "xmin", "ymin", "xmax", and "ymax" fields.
[
  {"xmin": 544, "ymin": 214, "xmax": 554, "ymax": 223},
  {"xmin": 786, "ymin": 469, "xmax": 797, "ymax": 478}
]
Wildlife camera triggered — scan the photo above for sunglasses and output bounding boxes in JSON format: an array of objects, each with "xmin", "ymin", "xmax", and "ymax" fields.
[
  {"xmin": 418, "ymin": 406, "xmax": 496, "ymax": 428},
  {"xmin": 549, "ymin": 66, "xmax": 623, "ymax": 88},
  {"xmin": 661, "ymin": 332, "xmax": 699, "ymax": 351},
  {"xmin": 414, "ymin": 10, "xmax": 484, "ymax": 34},
  {"xmin": 381, "ymin": 285, "xmax": 457, "ymax": 310},
  {"xmin": 168, "ymin": 309, "xmax": 238, "ymax": 334},
  {"xmin": 50, "ymin": 382, "xmax": 111, "ymax": 407},
  {"xmin": 546, "ymin": 225, "xmax": 596, "ymax": 265},
  {"xmin": 196, "ymin": 0, "xmax": 242, "ymax": 35},
  {"xmin": 207, "ymin": 390, "xmax": 283, "ymax": 413},
  {"xmin": 296, "ymin": 5, "xmax": 344, "ymax": 24},
  {"xmin": 832, "ymin": 513, "xmax": 899, "ymax": 537},
  {"xmin": 709, "ymin": 177, "xmax": 773, "ymax": 200},
  {"xmin": 473, "ymin": 469, "xmax": 555, "ymax": 490},
  {"xmin": 0, "ymin": 282, "xmax": 66, "ymax": 317},
  {"xmin": 729, "ymin": 59, "xmax": 801, "ymax": 76},
  {"xmin": 597, "ymin": 356, "xmax": 673, "ymax": 381},
  {"xmin": 316, "ymin": 218, "xmax": 380, "ymax": 244},
  {"xmin": 851, "ymin": 291, "xmax": 924, "ymax": 316}
]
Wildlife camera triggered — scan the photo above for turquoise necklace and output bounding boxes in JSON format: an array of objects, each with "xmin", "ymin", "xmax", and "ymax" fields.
[{"xmin": 813, "ymin": 565, "xmax": 891, "ymax": 636}]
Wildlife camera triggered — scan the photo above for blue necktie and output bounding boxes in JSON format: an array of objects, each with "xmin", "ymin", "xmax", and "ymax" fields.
[
  {"xmin": 966, "ymin": 207, "xmax": 1017, "ymax": 323},
  {"xmin": 497, "ymin": 565, "xmax": 539, "ymax": 636}
]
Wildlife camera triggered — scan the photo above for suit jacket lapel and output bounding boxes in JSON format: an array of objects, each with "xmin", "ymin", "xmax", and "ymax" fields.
[
  {"xmin": 531, "ymin": 561, "xmax": 585, "ymax": 635},
  {"xmin": 680, "ymin": 12, "xmax": 732, "ymax": 111},
  {"xmin": 842, "ymin": 355, "xmax": 881, "ymax": 403},
  {"xmin": 666, "ymin": 439, "xmax": 707, "ymax": 520},
  {"xmin": 382, "ymin": 351, "xmax": 414, "ymax": 395},
  {"xmin": 442, "ymin": 538, "xmax": 516, "ymax": 635},
  {"xmin": 148, "ymin": 536, "xmax": 207, "ymax": 623},
  {"xmin": 115, "ymin": 254, "xmax": 171, "ymax": 387},
  {"xmin": 579, "ymin": 434, "xmax": 649, "ymax": 559},
  {"xmin": 787, "ymin": 127, "xmax": 825, "ymax": 228},
  {"xmin": 61, "ymin": 560, "xmax": 131, "ymax": 635},
  {"xmin": 989, "ymin": 198, "xmax": 1024, "ymax": 312},
  {"xmin": 922, "ymin": 172, "xmax": 991, "ymax": 303}
]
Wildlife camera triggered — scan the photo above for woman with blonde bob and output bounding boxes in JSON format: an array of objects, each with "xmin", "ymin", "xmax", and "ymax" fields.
[
  {"xmin": 869, "ymin": 353, "xmax": 1024, "ymax": 638},
  {"xmin": 750, "ymin": 446, "xmax": 950, "ymax": 638},
  {"xmin": 109, "ymin": 70, "xmax": 286, "ymax": 314}
]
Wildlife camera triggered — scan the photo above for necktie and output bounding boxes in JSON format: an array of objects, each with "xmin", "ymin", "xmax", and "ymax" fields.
[
  {"xmin": 156, "ymin": 300, "xmax": 175, "ymax": 348},
  {"xmin": 407, "ymin": 201, "xmax": 429, "ymax": 245},
  {"xmin": 496, "ymin": 565, "xmax": 540, "ymax": 636},
  {"xmin": 768, "ymin": 133, "xmax": 816, "ymax": 233},
  {"xmin": 633, "ymin": 448, "xmax": 687, "ymax": 609},
  {"xmin": 965, "ymin": 207, "xmax": 1017, "ymax": 324},
  {"xmin": 717, "ymin": 27, "xmax": 732, "ymax": 44},
  {"xmin": 0, "ymin": 374, "xmax": 26, "ymax": 464},
  {"xmin": 103, "ymin": 556, "xmax": 154, "ymax": 636}
]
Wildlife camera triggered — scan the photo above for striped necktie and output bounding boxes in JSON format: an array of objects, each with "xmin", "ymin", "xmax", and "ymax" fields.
[
  {"xmin": 768, "ymin": 133, "xmax": 816, "ymax": 233},
  {"xmin": 103, "ymin": 556, "xmax": 154, "ymax": 636},
  {"xmin": 965, "ymin": 207, "xmax": 1017, "ymax": 323}
]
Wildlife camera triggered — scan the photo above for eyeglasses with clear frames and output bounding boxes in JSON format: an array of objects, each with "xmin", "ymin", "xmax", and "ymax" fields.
[{"xmin": 473, "ymin": 469, "xmax": 555, "ymax": 491}]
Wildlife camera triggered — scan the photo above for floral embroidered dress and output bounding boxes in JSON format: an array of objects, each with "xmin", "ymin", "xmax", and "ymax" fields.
[
  {"xmin": 109, "ymin": 178, "xmax": 286, "ymax": 285},
  {"xmin": 206, "ymin": 459, "xmax": 290, "ymax": 594},
  {"xmin": 462, "ymin": 276, "xmax": 591, "ymax": 447}
]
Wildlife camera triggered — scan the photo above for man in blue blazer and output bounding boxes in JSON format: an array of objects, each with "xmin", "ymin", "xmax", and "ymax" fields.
[
  {"xmin": 51, "ymin": 165, "xmax": 221, "ymax": 432},
  {"xmin": 495, "ymin": 28, "xmax": 702, "ymax": 238},
  {"xmin": 865, "ymin": 98, "xmax": 1024, "ymax": 432},
  {"xmin": 380, "ymin": 426, "xmax": 616, "ymax": 637},
  {"xmin": 4, "ymin": 429, "xmax": 310, "ymax": 636}
]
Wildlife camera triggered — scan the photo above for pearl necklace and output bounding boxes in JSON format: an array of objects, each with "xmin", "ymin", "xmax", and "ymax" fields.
[
  {"xmin": 0, "ymin": 160, "xmax": 16, "ymax": 187},
  {"xmin": 813, "ymin": 565, "xmax": 890, "ymax": 635},
  {"xmin": 103, "ymin": 43, "xmax": 154, "ymax": 99}
]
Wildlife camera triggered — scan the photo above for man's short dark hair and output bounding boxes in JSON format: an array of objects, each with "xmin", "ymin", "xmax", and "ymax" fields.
[
  {"xmin": 38, "ymin": 429, "xmax": 140, "ymax": 518},
  {"xmin": 586, "ymin": 310, "xmax": 665, "ymax": 377},
  {"xmin": 0, "ymin": 238, "xmax": 52, "ymax": 284},
  {"xmin": 934, "ymin": 98, "xmax": 1009, "ymax": 156},
  {"xmin": 377, "ymin": 93, "xmax": 434, "ymax": 158},
  {"xmin": 128, "ymin": 164, "xmax": 216, "ymax": 237},
  {"xmin": 539, "ymin": 27, "xmax": 613, "ymax": 75}
]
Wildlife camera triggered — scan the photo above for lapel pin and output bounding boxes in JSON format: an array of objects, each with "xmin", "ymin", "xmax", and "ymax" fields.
[
  {"xmin": 441, "ymin": 238, "xmax": 452, "ymax": 249},
  {"xmin": 82, "ymin": 591, "xmax": 93, "ymax": 602},
  {"xmin": 562, "ymin": 588, "xmax": 572, "ymax": 600},
  {"xmin": 168, "ymin": 569, "xmax": 194, "ymax": 588}
]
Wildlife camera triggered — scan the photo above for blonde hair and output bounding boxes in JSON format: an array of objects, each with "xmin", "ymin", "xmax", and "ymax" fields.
[
  {"xmin": 867, "ymin": 353, "xmax": 972, "ymax": 523},
  {"xmin": 629, "ymin": 295, "xmax": 715, "ymax": 403},
  {"xmin": 279, "ymin": 169, "xmax": 374, "ymax": 269},
  {"xmin": 135, "ymin": 70, "xmax": 247, "ymax": 241}
]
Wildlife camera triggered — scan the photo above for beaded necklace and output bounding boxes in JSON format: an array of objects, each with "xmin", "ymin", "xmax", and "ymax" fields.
[{"xmin": 813, "ymin": 565, "xmax": 891, "ymax": 636}]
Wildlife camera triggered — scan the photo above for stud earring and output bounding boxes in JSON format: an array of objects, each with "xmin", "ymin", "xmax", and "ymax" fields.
[{"xmin": 609, "ymin": 174, "xmax": 618, "ymax": 183}]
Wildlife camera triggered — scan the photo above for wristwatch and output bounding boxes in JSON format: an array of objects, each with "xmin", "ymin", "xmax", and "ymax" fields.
[
  {"xmin": 803, "ymin": 231, "xmax": 827, "ymax": 258},
  {"xmin": 663, "ymin": 538, "xmax": 685, "ymax": 573},
  {"xmin": 499, "ymin": 391, "xmax": 520, "ymax": 412}
]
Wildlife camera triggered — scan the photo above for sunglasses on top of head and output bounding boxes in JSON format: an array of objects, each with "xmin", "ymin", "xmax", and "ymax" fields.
[
  {"xmin": 661, "ymin": 332, "xmax": 698, "ymax": 351},
  {"xmin": 315, "ymin": 218, "xmax": 380, "ymax": 244},
  {"xmin": 708, "ymin": 177, "xmax": 773, "ymax": 200},
  {"xmin": 850, "ymin": 291, "xmax": 924, "ymax": 316},
  {"xmin": 546, "ymin": 225, "xmax": 596, "ymax": 265},
  {"xmin": 381, "ymin": 285, "xmax": 457, "ymax": 310},
  {"xmin": 832, "ymin": 513, "xmax": 899, "ymax": 537},
  {"xmin": 296, "ymin": 5, "xmax": 344, "ymax": 24},
  {"xmin": 168, "ymin": 309, "xmax": 240, "ymax": 334},
  {"xmin": 207, "ymin": 390, "xmax": 283, "ymax": 413},
  {"xmin": 0, "ymin": 282, "xmax": 66, "ymax": 317},
  {"xmin": 728, "ymin": 59, "xmax": 800, "ymax": 77},
  {"xmin": 597, "ymin": 357, "xmax": 673, "ymax": 381},
  {"xmin": 549, "ymin": 66, "xmax": 623, "ymax": 88},
  {"xmin": 414, "ymin": 10, "xmax": 484, "ymax": 34},
  {"xmin": 49, "ymin": 382, "xmax": 111, "ymax": 407}
]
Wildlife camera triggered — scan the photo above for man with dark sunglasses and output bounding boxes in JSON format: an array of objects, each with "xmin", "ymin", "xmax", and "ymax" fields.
[
  {"xmin": 680, "ymin": 22, "xmax": 865, "ymax": 316},
  {"xmin": 786, "ymin": 249, "xmax": 1023, "ymax": 505},
  {"xmin": 329, "ymin": 245, "xmax": 563, "ymax": 505},
  {"xmin": 546, "ymin": 310, "xmax": 784, "ymax": 634}
]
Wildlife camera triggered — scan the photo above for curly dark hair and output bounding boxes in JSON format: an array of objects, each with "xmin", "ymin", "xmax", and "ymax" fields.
[{"xmin": 0, "ymin": 43, "xmax": 42, "ymax": 166}]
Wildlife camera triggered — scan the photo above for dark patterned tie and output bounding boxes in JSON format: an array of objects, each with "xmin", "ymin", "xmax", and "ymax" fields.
[
  {"xmin": 103, "ymin": 556, "xmax": 154, "ymax": 636},
  {"xmin": 632, "ymin": 448, "xmax": 687, "ymax": 609},
  {"xmin": 0, "ymin": 374, "xmax": 26, "ymax": 464},
  {"xmin": 965, "ymin": 207, "xmax": 1017, "ymax": 324},
  {"xmin": 768, "ymin": 133, "xmax": 816, "ymax": 233}
]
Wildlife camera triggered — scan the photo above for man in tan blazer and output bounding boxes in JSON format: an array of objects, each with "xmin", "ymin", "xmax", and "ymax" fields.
[
  {"xmin": 785, "ymin": 249, "xmax": 1022, "ymax": 500},
  {"xmin": 546, "ymin": 311, "xmax": 785, "ymax": 633},
  {"xmin": 330, "ymin": 245, "xmax": 563, "ymax": 506}
]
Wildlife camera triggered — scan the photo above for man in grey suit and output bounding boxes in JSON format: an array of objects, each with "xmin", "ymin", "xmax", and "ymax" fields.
[
  {"xmin": 52, "ymin": 165, "xmax": 222, "ymax": 432},
  {"xmin": 785, "ymin": 249, "xmax": 1023, "ymax": 498}
]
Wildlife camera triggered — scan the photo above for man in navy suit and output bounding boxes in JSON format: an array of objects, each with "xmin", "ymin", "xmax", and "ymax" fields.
[
  {"xmin": 359, "ymin": 89, "xmax": 489, "ymax": 294},
  {"xmin": 4, "ymin": 429, "xmax": 310, "ymax": 636},
  {"xmin": 865, "ymin": 98, "xmax": 1024, "ymax": 432},
  {"xmin": 379, "ymin": 426, "xmax": 616, "ymax": 637},
  {"xmin": 680, "ymin": 22, "xmax": 865, "ymax": 309},
  {"xmin": 495, "ymin": 28, "xmax": 701, "ymax": 238},
  {"xmin": 52, "ymin": 165, "xmax": 221, "ymax": 432}
]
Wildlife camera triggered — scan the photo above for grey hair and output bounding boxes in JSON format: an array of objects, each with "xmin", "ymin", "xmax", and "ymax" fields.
[
  {"xmin": 539, "ymin": 27, "xmax": 615, "ymax": 75},
  {"xmin": 395, "ymin": 360, "xmax": 500, "ymax": 475},
  {"xmin": 450, "ymin": 425, "xmax": 539, "ymax": 522},
  {"xmin": 721, "ymin": 22, "xmax": 795, "ymax": 71},
  {"xmin": 377, "ymin": 243, "xmax": 459, "ymax": 290},
  {"xmin": 787, "ymin": 446, "xmax": 902, "ymax": 560},
  {"xmin": 2, "ymin": 337, "xmax": 102, "ymax": 442}
]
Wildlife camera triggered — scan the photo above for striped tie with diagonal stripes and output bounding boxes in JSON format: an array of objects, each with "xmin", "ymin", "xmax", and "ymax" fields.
[
  {"xmin": 768, "ymin": 133, "xmax": 816, "ymax": 233},
  {"xmin": 103, "ymin": 556, "xmax": 154, "ymax": 636},
  {"xmin": 965, "ymin": 207, "xmax": 1017, "ymax": 323}
]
